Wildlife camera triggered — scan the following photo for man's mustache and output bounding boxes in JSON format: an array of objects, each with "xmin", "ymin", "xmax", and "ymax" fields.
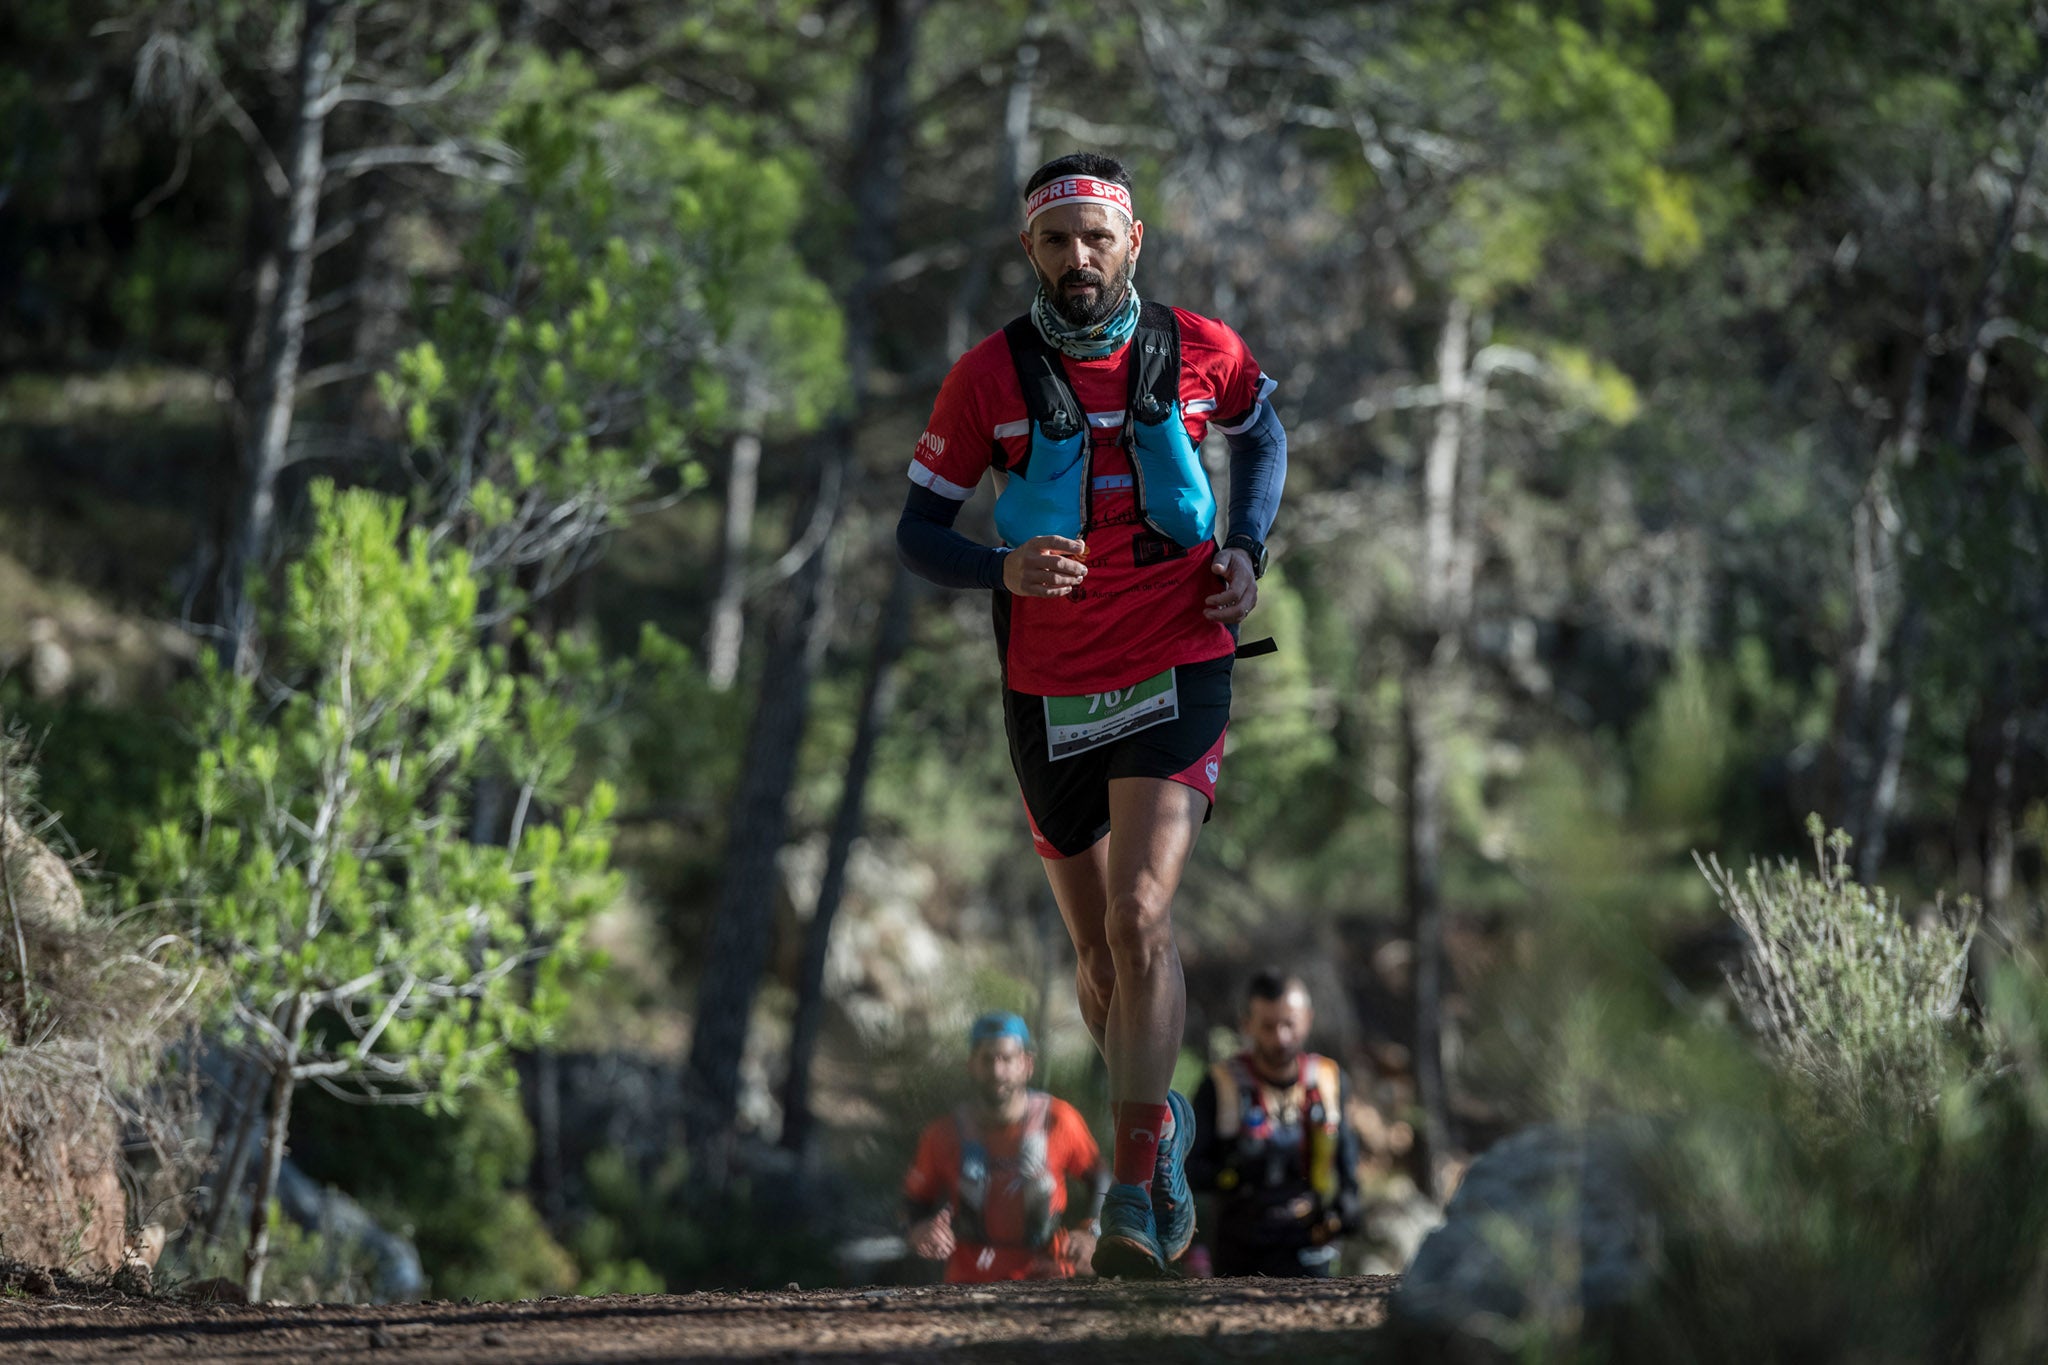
[{"xmin": 1060, "ymin": 270, "xmax": 1105, "ymax": 289}]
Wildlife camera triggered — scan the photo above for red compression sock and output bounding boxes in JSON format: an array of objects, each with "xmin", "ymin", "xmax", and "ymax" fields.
[{"xmin": 1112, "ymin": 1101, "xmax": 1173, "ymax": 1187}]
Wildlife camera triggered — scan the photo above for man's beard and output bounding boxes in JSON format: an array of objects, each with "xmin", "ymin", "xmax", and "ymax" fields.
[
  {"xmin": 1252, "ymin": 1045, "xmax": 1299, "ymax": 1079},
  {"xmin": 1041, "ymin": 251, "xmax": 1135, "ymax": 326}
]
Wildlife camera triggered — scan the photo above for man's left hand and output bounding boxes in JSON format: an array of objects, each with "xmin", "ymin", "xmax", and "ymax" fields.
[
  {"xmin": 1204, "ymin": 547, "xmax": 1258, "ymax": 623},
  {"xmin": 1063, "ymin": 1228, "xmax": 1097, "ymax": 1273}
]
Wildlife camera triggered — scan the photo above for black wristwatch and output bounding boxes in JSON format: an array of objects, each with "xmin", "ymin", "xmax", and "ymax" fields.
[{"xmin": 1223, "ymin": 534, "xmax": 1268, "ymax": 579}]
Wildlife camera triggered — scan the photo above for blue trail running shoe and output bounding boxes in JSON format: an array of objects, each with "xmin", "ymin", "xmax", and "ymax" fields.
[
  {"xmin": 1091, "ymin": 1181, "xmax": 1172, "ymax": 1279},
  {"xmin": 1151, "ymin": 1089, "xmax": 1197, "ymax": 1262}
]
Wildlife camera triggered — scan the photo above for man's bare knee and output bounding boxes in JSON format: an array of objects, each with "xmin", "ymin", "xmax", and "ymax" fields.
[{"xmin": 1104, "ymin": 888, "xmax": 1174, "ymax": 967}]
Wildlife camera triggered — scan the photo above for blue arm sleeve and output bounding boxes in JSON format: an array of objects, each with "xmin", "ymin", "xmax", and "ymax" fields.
[
  {"xmin": 897, "ymin": 483, "xmax": 1009, "ymax": 590},
  {"xmin": 1221, "ymin": 399, "xmax": 1287, "ymax": 546}
]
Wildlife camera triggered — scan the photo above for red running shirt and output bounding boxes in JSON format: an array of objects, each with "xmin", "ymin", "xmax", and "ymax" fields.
[
  {"xmin": 908, "ymin": 308, "xmax": 1276, "ymax": 696},
  {"xmin": 902, "ymin": 1096, "xmax": 1103, "ymax": 1283}
]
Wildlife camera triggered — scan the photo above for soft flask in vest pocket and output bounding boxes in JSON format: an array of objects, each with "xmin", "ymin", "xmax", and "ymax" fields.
[
  {"xmin": 994, "ymin": 414, "xmax": 1088, "ymax": 547},
  {"xmin": 1127, "ymin": 392, "xmax": 1216, "ymax": 550}
]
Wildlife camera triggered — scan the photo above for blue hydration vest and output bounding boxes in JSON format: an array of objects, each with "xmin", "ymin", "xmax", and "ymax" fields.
[{"xmin": 993, "ymin": 302, "xmax": 1217, "ymax": 552}]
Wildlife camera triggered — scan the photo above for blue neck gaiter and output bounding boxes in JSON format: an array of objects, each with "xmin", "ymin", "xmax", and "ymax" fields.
[{"xmin": 1031, "ymin": 281, "xmax": 1142, "ymax": 360}]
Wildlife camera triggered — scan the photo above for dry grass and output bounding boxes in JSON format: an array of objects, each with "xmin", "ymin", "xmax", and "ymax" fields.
[{"xmin": 0, "ymin": 720, "xmax": 200, "ymax": 1262}]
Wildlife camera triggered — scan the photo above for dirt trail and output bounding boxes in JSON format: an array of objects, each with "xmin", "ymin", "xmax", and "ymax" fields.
[{"xmin": 0, "ymin": 1275, "xmax": 1398, "ymax": 1363}]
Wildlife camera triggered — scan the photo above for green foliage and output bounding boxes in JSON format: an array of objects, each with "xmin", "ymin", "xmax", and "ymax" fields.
[
  {"xmin": 864, "ymin": 599, "xmax": 1020, "ymax": 883},
  {"xmin": 8, "ymin": 0, "xmax": 2048, "ymax": 1307},
  {"xmin": 1218, "ymin": 570, "xmax": 1338, "ymax": 833},
  {"xmin": 1535, "ymin": 342, "xmax": 1643, "ymax": 426},
  {"xmin": 1360, "ymin": 3, "xmax": 1702, "ymax": 303},
  {"xmin": 383, "ymin": 57, "xmax": 844, "ymax": 605},
  {"xmin": 135, "ymin": 482, "xmax": 618, "ymax": 1103},
  {"xmin": 567, "ymin": 1148, "xmax": 841, "ymax": 1293},
  {"xmin": 0, "ymin": 683, "xmax": 191, "ymax": 874},
  {"xmin": 171, "ymin": 1200, "xmax": 384, "ymax": 1304},
  {"xmin": 289, "ymin": 1085, "xmax": 579, "ymax": 1301},
  {"xmin": 1700, "ymin": 820, "xmax": 1980, "ymax": 1132},
  {"xmin": 1605, "ymin": 950, "xmax": 2048, "ymax": 1363},
  {"xmin": 1630, "ymin": 651, "xmax": 1731, "ymax": 843},
  {"xmin": 1464, "ymin": 815, "xmax": 2048, "ymax": 1361}
]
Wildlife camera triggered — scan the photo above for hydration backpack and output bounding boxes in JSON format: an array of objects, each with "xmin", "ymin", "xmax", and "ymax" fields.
[
  {"xmin": 1208, "ymin": 1052, "xmax": 1344, "ymax": 1205},
  {"xmin": 994, "ymin": 302, "xmax": 1217, "ymax": 552},
  {"xmin": 952, "ymin": 1091, "xmax": 1061, "ymax": 1250}
]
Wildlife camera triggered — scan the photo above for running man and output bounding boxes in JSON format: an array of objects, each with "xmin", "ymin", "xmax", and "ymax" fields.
[
  {"xmin": 1188, "ymin": 970, "xmax": 1362, "ymax": 1277},
  {"xmin": 901, "ymin": 1012, "xmax": 1108, "ymax": 1282},
  {"xmin": 895, "ymin": 151, "xmax": 1287, "ymax": 1277}
]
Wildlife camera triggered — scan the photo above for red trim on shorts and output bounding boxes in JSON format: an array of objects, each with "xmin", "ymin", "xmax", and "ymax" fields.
[
  {"xmin": 1022, "ymin": 794, "xmax": 1066, "ymax": 860},
  {"xmin": 1165, "ymin": 724, "xmax": 1228, "ymax": 806}
]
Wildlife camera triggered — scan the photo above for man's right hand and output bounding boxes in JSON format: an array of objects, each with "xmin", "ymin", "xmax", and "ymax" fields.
[
  {"xmin": 1003, "ymin": 536, "xmax": 1088, "ymax": 597},
  {"xmin": 908, "ymin": 1207, "xmax": 955, "ymax": 1261}
]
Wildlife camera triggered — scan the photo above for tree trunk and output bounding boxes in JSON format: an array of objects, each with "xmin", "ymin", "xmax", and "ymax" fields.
[
  {"xmin": 199, "ymin": 1059, "xmax": 264, "ymax": 1247},
  {"xmin": 243, "ymin": 995, "xmax": 309, "ymax": 1303},
  {"xmin": 1847, "ymin": 131, "xmax": 2035, "ymax": 880},
  {"xmin": 1402, "ymin": 300, "xmax": 1481, "ymax": 1201},
  {"xmin": 780, "ymin": 0, "xmax": 1040, "ymax": 1161},
  {"xmin": 1030, "ymin": 885, "xmax": 1062, "ymax": 1057},
  {"xmin": 534, "ymin": 1047, "xmax": 565, "ymax": 1223},
  {"xmin": 1821, "ymin": 487, "xmax": 1890, "ymax": 834},
  {"xmin": 1963, "ymin": 669, "xmax": 2021, "ymax": 918},
  {"xmin": 1853, "ymin": 607, "xmax": 1919, "ymax": 884},
  {"xmin": 946, "ymin": 0, "xmax": 1048, "ymax": 356},
  {"xmin": 1983, "ymin": 709, "xmax": 2019, "ymax": 919},
  {"xmin": 1951, "ymin": 118, "xmax": 2042, "ymax": 451},
  {"xmin": 1421, "ymin": 300, "xmax": 1472, "ymax": 624},
  {"xmin": 706, "ymin": 409, "xmax": 766, "ymax": 691},
  {"xmin": 223, "ymin": 0, "xmax": 347, "ymax": 667},
  {"xmin": 1401, "ymin": 682, "xmax": 1450, "ymax": 1200},
  {"xmin": 780, "ymin": 566, "xmax": 917, "ymax": 1158},
  {"xmin": 1823, "ymin": 283, "xmax": 1938, "ymax": 856},
  {"xmin": 682, "ymin": 0, "xmax": 927, "ymax": 1172},
  {"xmin": 681, "ymin": 496, "xmax": 832, "ymax": 1177}
]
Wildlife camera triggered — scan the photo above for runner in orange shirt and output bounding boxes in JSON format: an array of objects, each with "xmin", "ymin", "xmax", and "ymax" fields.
[{"xmin": 902, "ymin": 1013, "xmax": 1109, "ymax": 1282}]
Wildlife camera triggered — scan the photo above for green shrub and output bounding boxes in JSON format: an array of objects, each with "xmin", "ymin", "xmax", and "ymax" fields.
[
  {"xmin": 133, "ymin": 483, "xmax": 618, "ymax": 1300},
  {"xmin": 567, "ymin": 1147, "xmax": 841, "ymax": 1293},
  {"xmin": 1699, "ymin": 817, "xmax": 1979, "ymax": 1132},
  {"xmin": 168, "ymin": 1202, "xmax": 383, "ymax": 1304},
  {"xmin": 287, "ymin": 1084, "xmax": 578, "ymax": 1302},
  {"xmin": 1620, "ymin": 955, "xmax": 2048, "ymax": 1363}
]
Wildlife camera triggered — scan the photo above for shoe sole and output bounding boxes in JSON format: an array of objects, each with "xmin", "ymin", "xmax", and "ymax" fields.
[
  {"xmin": 1092, "ymin": 1233, "xmax": 1177, "ymax": 1280},
  {"xmin": 1153, "ymin": 1091, "xmax": 1197, "ymax": 1262}
]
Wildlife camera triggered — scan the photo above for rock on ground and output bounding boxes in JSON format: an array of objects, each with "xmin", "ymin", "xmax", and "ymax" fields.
[{"xmin": 1390, "ymin": 1122, "xmax": 1657, "ymax": 1357}]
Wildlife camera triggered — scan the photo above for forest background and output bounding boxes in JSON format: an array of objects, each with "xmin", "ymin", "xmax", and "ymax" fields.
[{"xmin": 3, "ymin": 0, "xmax": 2047, "ymax": 1335}]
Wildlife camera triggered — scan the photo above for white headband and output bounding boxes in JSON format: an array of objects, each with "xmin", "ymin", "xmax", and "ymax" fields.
[{"xmin": 1024, "ymin": 175, "xmax": 1135, "ymax": 226}]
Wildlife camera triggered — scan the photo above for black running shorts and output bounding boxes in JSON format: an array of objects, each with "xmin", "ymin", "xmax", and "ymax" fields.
[{"xmin": 1002, "ymin": 653, "xmax": 1234, "ymax": 860}]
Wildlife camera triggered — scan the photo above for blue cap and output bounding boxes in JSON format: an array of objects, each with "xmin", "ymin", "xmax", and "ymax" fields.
[{"xmin": 968, "ymin": 1011, "xmax": 1033, "ymax": 1050}]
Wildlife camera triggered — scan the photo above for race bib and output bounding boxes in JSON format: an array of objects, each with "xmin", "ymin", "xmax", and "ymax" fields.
[{"xmin": 1043, "ymin": 668, "xmax": 1178, "ymax": 761}]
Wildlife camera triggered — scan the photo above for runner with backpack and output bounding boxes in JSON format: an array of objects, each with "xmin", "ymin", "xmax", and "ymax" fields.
[
  {"xmin": 1188, "ymin": 971, "xmax": 1363, "ymax": 1277},
  {"xmin": 901, "ymin": 1013, "xmax": 1110, "ymax": 1282},
  {"xmin": 896, "ymin": 151, "xmax": 1287, "ymax": 1277}
]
